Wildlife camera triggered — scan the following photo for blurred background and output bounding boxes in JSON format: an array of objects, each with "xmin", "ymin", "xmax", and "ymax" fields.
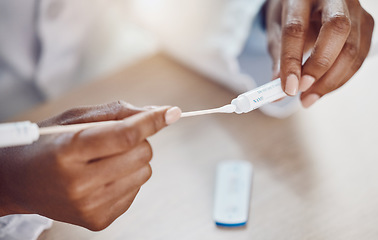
[{"xmin": 3, "ymin": 0, "xmax": 377, "ymax": 239}]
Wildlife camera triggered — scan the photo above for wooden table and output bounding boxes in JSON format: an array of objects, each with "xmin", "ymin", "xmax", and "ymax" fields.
[{"xmin": 15, "ymin": 52, "xmax": 378, "ymax": 239}]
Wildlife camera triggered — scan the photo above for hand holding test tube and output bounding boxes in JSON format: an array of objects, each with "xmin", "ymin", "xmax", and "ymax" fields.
[{"xmin": 182, "ymin": 78, "xmax": 287, "ymax": 116}]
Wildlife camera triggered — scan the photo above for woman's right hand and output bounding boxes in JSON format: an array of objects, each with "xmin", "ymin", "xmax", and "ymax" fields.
[{"xmin": 0, "ymin": 101, "xmax": 181, "ymax": 231}]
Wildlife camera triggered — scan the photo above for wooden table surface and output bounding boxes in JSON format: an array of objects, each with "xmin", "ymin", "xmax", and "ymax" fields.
[{"xmin": 15, "ymin": 52, "xmax": 378, "ymax": 240}]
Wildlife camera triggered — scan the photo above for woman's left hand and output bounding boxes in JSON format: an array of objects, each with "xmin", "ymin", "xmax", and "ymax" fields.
[{"xmin": 265, "ymin": 0, "xmax": 374, "ymax": 107}]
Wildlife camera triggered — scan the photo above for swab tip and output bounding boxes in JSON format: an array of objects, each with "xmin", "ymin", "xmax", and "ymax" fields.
[{"xmin": 219, "ymin": 104, "xmax": 236, "ymax": 113}]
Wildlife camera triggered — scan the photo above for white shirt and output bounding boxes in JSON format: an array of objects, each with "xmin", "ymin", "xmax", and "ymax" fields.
[{"xmin": 0, "ymin": 0, "xmax": 96, "ymax": 121}]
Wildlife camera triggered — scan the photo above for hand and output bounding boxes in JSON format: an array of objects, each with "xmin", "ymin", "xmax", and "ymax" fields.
[
  {"xmin": 0, "ymin": 101, "xmax": 181, "ymax": 231},
  {"xmin": 265, "ymin": 0, "xmax": 374, "ymax": 107}
]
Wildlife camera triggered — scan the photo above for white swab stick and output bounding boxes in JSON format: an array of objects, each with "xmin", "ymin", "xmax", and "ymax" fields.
[
  {"xmin": 181, "ymin": 104, "xmax": 236, "ymax": 118},
  {"xmin": 39, "ymin": 120, "xmax": 120, "ymax": 135},
  {"xmin": 39, "ymin": 104, "xmax": 235, "ymax": 134}
]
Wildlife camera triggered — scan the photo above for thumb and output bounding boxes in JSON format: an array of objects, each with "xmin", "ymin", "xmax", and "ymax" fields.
[{"xmin": 74, "ymin": 106, "xmax": 182, "ymax": 160}]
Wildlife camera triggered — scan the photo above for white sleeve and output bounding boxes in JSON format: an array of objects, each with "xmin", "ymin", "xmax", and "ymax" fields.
[
  {"xmin": 0, "ymin": 215, "xmax": 52, "ymax": 240},
  {"xmin": 34, "ymin": 0, "xmax": 97, "ymax": 99},
  {"xmin": 130, "ymin": 0, "xmax": 266, "ymax": 93}
]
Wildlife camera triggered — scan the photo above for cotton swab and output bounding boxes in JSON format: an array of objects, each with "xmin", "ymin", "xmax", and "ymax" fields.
[{"xmin": 180, "ymin": 104, "xmax": 236, "ymax": 117}]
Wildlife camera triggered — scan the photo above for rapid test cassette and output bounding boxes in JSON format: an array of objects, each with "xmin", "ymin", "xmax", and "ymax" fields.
[{"xmin": 213, "ymin": 160, "xmax": 253, "ymax": 227}]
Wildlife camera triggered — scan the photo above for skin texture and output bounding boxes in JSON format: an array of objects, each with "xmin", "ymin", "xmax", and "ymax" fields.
[
  {"xmin": 0, "ymin": 101, "xmax": 181, "ymax": 231},
  {"xmin": 265, "ymin": 0, "xmax": 374, "ymax": 107}
]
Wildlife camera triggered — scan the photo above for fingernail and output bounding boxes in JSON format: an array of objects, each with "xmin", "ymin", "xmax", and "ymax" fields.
[
  {"xmin": 302, "ymin": 94, "xmax": 320, "ymax": 108},
  {"xmin": 299, "ymin": 75, "xmax": 315, "ymax": 92},
  {"xmin": 285, "ymin": 74, "xmax": 298, "ymax": 96},
  {"xmin": 165, "ymin": 107, "xmax": 182, "ymax": 125}
]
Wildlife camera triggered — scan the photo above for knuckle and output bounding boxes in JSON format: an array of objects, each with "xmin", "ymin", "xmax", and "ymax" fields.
[
  {"xmin": 149, "ymin": 111, "xmax": 164, "ymax": 133},
  {"xmin": 351, "ymin": 55, "xmax": 365, "ymax": 72},
  {"xmin": 141, "ymin": 141, "xmax": 153, "ymax": 163},
  {"xmin": 57, "ymin": 107, "xmax": 84, "ymax": 125},
  {"xmin": 107, "ymin": 101, "xmax": 123, "ymax": 112},
  {"xmin": 52, "ymin": 134, "xmax": 81, "ymax": 165},
  {"xmin": 140, "ymin": 165, "xmax": 153, "ymax": 184},
  {"xmin": 320, "ymin": 80, "xmax": 338, "ymax": 94},
  {"xmin": 363, "ymin": 10, "xmax": 374, "ymax": 28},
  {"xmin": 106, "ymin": 100, "xmax": 131, "ymax": 119},
  {"xmin": 86, "ymin": 224, "xmax": 106, "ymax": 232},
  {"xmin": 112, "ymin": 100, "xmax": 127, "ymax": 108},
  {"xmin": 122, "ymin": 126, "xmax": 140, "ymax": 148},
  {"xmin": 104, "ymin": 101, "xmax": 122, "ymax": 120},
  {"xmin": 75, "ymin": 202, "xmax": 94, "ymax": 220},
  {"xmin": 60, "ymin": 174, "xmax": 90, "ymax": 203},
  {"xmin": 83, "ymin": 218, "xmax": 110, "ymax": 232},
  {"xmin": 343, "ymin": 41, "xmax": 359, "ymax": 59},
  {"xmin": 284, "ymin": 55, "xmax": 302, "ymax": 65},
  {"xmin": 65, "ymin": 180, "xmax": 86, "ymax": 201},
  {"xmin": 116, "ymin": 100, "xmax": 131, "ymax": 109},
  {"xmin": 283, "ymin": 20, "xmax": 306, "ymax": 38},
  {"xmin": 310, "ymin": 54, "xmax": 333, "ymax": 69},
  {"xmin": 74, "ymin": 202, "xmax": 111, "ymax": 231},
  {"xmin": 282, "ymin": 54, "xmax": 302, "ymax": 71},
  {"xmin": 326, "ymin": 14, "xmax": 351, "ymax": 35},
  {"xmin": 369, "ymin": 15, "xmax": 375, "ymax": 29}
]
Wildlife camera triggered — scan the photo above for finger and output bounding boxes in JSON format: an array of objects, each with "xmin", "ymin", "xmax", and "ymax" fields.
[
  {"xmin": 301, "ymin": 8, "xmax": 374, "ymax": 108},
  {"xmin": 84, "ymin": 188, "xmax": 140, "ymax": 231},
  {"xmin": 280, "ymin": 0, "xmax": 313, "ymax": 96},
  {"xmin": 103, "ymin": 165, "xmax": 152, "ymax": 223},
  {"xmin": 88, "ymin": 140, "xmax": 153, "ymax": 183},
  {"xmin": 300, "ymin": 1, "xmax": 351, "ymax": 92},
  {"xmin": 301, "ymin": 7, "xmax": 360, "ymax": 107},
  {"xmin": 77, "ymin": 164, "xmax": 152, "ymax": 221},
  {"xmin": 105, "ymin": 189, "xmax": 140, "ymax": 228},
  {"xmin": 39, "ymin": 101, "xmax": 145, "ymax": 127},
  {"xmin": 69, "ymin": 106, "xmax": 181, "ymax": 161},
  {"xmin": 266, "ymin": 0, "xmax": 283, "ymax": 78},
  {"xmin": 84, "ymin": 165, "xmax": 151, "ymax": 217},
  {"xmin": 333, "ymin": 13, "xmax": 374, "ymax": 86},
  {"xmin": 346, "ymin": 8, "xmax": 374, "ymax": 74},
  {"xmin": 106, "ymin": 164, "xmax": 152, "ymax": 198}
]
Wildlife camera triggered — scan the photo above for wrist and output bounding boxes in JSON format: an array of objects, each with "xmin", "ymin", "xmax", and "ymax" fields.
[{"xmin": 0, "ymin": 152, "xmax": 29, "ymax": 216}]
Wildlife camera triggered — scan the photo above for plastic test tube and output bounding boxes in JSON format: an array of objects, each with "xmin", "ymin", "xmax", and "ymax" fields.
[
  {"xmin": 0, "ymin": 120, "xmax": 118, "ymax": 148},
  {"xmin": 231, "ymin": 78, "xmax": 287, "ymax": 114},
  {"xmin": 0, "ymin": 121, "xmax": 39, "ymax": 148}
]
